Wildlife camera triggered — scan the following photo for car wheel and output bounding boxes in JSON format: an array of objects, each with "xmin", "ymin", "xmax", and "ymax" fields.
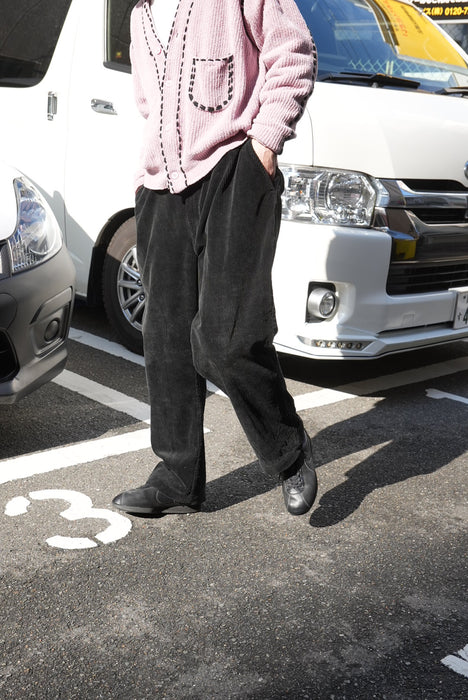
[{"xmin": 102, "ymin": 217, "xmax": 144, "ymax": 355}]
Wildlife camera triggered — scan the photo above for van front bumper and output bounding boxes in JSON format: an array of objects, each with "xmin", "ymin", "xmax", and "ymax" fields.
[{"xmin": 272, "ymin": 221, "xmax": 468, "ymax": 359}]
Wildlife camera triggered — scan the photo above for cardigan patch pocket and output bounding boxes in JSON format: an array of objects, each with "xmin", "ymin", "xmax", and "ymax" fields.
[{"xmin": 189, "ymin": 55, "xmax": 234, "ymax": 113}]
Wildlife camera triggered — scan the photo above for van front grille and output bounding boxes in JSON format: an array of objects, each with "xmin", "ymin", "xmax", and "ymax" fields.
[
  {"xmin": 409, "ymin": 208, "xmax": 467, "ymax": 225},
  {"xmin": 380, "ymin": 178, "xmax": 468, "ymax": 295},
  {"xmin": 387, "ymin": 261, "xmax": 468, "ymax": 295},
  {"xmin": 401, "ymin": 179, "xmax": 468, "ymax": 193}
]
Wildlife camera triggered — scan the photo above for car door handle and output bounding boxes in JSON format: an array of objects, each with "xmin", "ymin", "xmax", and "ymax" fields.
[{"xmin": 91, "ymin": 99, "xmax": 117, "ymax": 116}]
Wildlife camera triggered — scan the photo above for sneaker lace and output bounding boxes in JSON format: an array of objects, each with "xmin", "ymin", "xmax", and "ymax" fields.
[{"xmin": 284, "ymin": 467, "xmax": 304, "ymax": 492}]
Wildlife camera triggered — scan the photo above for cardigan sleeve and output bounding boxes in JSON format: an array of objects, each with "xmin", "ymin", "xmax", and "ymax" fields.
[{"xmin": 243, "ymin": 0, "xmax": 317, "ymax": 153}]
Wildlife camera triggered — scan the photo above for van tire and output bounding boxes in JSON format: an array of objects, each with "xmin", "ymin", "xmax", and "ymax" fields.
[{"xmin": 102, "ymin": 217, "xmax": 144, "ymax": 355}]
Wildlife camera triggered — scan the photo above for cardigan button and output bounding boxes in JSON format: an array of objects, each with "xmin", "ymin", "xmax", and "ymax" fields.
[{"xmin": 171, "ymin": 171, "xmax": 179, "ymax": 180}]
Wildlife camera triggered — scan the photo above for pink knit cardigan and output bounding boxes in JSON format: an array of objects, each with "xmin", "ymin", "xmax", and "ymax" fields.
[{"xmin": 131, "ymin": 0, "xmax": 317, "ymax": 193}]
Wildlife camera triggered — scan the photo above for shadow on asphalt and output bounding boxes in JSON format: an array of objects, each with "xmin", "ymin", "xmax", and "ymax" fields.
[
  {"xmin": 308, "ymin": 386, "xmax": 467, "ymax": 527},
  {"xmin": 198, "ymin": 387, "xmax": 468, "ymax": 529}
]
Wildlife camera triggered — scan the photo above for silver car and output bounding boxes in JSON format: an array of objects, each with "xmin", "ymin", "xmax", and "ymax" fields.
[{"xmin": 0, "ymin": 163, "xmax": 75, "ymax": 403}]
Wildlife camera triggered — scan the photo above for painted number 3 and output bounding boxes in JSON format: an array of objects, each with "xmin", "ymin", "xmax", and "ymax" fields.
[{"xmin": 5, "ymin": 489, "xmax": 132, "ymax": 549}]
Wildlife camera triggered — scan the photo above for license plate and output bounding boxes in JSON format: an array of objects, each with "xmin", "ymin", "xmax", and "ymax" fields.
[{"xmin": 452, "ymin": 286, "xmax": 468, "ymax": 329}]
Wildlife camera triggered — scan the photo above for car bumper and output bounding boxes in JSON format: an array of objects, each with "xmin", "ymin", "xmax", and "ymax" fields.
[
  {"xmin": 272, "ymin": 221, "xmax": 468, "ymax": 359},
  {"xmin": 0, "ymin": 247, "xmax": 75, "ymax": 403}
]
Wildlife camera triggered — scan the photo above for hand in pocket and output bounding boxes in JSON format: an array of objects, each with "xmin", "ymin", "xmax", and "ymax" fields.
[{"xmin": 250, "ymin": 139, "xmax": 277, "ymax": 179}]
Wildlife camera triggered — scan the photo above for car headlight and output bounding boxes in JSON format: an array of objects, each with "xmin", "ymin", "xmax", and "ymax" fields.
[
  {"xmin": 7, "ymin": 177, "xmax": 63, "ymax": 274},
  {"xmin": 280, "ymin": 166, "xmax": 387, "ymax": 227}
]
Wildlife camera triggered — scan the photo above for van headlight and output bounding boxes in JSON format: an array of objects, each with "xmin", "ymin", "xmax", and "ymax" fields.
[
  {"xmin": 7, "ymin": 177, "xmax": 63, "ymax": 273},
  {"xmin": 280, "ymin": 166, "xmax": 386, "ymax": 227}
]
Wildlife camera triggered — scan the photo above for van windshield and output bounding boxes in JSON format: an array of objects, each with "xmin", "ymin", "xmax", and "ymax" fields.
[
  {"xmin": 0, "ymin": 1, "xmax": 72, "ymax": 87},
  {"xmin": 297, "ymin": 0, "xmax": 468, "ymax": 91}
]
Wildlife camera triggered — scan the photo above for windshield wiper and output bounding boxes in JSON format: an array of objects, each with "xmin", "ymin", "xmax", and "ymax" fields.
[
  {"xmin": 437, "ymin": 86, "xmax": 468, "ymax": 97},
  {"xmin": 318, "ymin": 72, "xmax": 421, "ymax": 90}
]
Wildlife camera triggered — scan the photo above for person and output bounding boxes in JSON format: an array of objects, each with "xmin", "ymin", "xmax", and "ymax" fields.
[{"xmin": 112, "ymin": 0, "xmax": 318, "ymax": 518}]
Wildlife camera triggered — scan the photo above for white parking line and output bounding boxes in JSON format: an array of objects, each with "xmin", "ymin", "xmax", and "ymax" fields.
[
  {"xmin": 442, "ymin": 644, "xmax": 468, "ymax": 678},
  {"xmin": 1, "ymin": 375, "xmax": 356, "ymax": 486},
  {"xmin": 294, "ymin": 388, "xmax": 354, "ymax": 411},
  {"xmin": 337, "ymin": 356, "xmax": 468, "ymax": 396},
  {"xmin": 69, "ymin": 328, "xmax": 145, "ymax": 366},
  {"xmin": 69, "ymin": 327, "xmax": 226, "ymax": 396},
  {"xmin": 70, "ymin": 328, "xmax": 468, "ymax": 405},
  {"xmin": 2, "ymin": 331, "xmax": 467, "ymax": 486},
  {"xmin": 292, "ymin": 357, "xmax": 468, "ymax": 412},
  {"xmin": 426, "ymin": 388, "xmax": 468, "ymax": 406},
  {"xmin": 53, "ymin": 369, "xmax": 211, "ymax": 431},
  {"xmin": 0, "ymin": 429, "xmax": 151, "ymax": 485},
  {"xmin": 54, "ymin": 370, "xmax": 151, "ymax": 423}
]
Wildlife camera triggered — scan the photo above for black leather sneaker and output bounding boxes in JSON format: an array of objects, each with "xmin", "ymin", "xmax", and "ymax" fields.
[
  {"xmin": 112, "ymin": 486, "xmax": 201, "ymax": 515},
  {"xmin": 281, "ymin": 432, "xmax": 317, "ymax": 516}
]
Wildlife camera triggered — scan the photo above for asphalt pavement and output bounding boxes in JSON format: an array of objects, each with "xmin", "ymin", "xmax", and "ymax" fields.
[{"xmin": 0, "ymin": 304, "xmax": 467, "ymax": 699}]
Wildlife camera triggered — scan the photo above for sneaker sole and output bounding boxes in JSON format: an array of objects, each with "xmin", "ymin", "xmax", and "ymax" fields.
[
  {"xmin": 161, "ymin": 505, "xmax": 201, "ymax": 514},
  {"xmin": 112, "ymin": 502, "xmax": 201, "ymax": 515}
]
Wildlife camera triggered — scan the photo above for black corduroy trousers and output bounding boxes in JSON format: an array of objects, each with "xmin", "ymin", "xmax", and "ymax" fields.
[{"xmin": 135, "ymin": 140, "xmax": 304, "ymax": 504}]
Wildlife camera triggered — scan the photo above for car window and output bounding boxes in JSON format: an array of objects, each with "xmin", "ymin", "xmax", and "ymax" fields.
[
  {"xmin": 297, "ymin": 0, "xmax": 468, "ymax": 91},
  {"xmin": 106, "ymin": 0, "xmax": 134, "ymax": 73},
  {"xmin": 440, "ymin": 22, "xmax": 468, "ymax": 53},
  {"xmin": 0, "ymin": 0, "xmax": 73, "ymax": 88},
  {"xmin": 413, "ymin": 2, "xmax": 468, "ymax": 53}
]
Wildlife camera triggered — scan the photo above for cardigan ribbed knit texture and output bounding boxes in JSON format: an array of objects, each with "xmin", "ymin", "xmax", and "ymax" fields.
[{"xmin": 131, "ymin": 0, "xmax": 317, "ymax": 193}]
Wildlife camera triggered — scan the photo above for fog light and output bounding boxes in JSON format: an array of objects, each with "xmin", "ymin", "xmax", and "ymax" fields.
[
  {"xmin": 307, "ymin": 288, "xmax": 338, "ymax": 319},
  {"xmin": 44, "ymin": 319, "xmax": 60, "ymax": 342}
]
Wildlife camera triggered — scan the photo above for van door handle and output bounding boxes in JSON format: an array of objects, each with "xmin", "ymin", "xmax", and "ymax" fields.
[
  {"xmin": 91, "ymin": 99, "xmax": 117, "ymax": 116},
  {"xmin": 47, "ymin": 91, "xmax": 58, "ymax": 120}
]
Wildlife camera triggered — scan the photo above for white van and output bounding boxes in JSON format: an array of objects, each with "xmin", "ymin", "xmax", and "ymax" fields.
[{"xmin": 1, "ymin": 0, "xmax": 468, "ymax": 358}]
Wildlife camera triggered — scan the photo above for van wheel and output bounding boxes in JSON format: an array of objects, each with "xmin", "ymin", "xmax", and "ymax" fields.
[{"xmin": 102, "ymin": 217, "xmax": 144, "ymax": 355}]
